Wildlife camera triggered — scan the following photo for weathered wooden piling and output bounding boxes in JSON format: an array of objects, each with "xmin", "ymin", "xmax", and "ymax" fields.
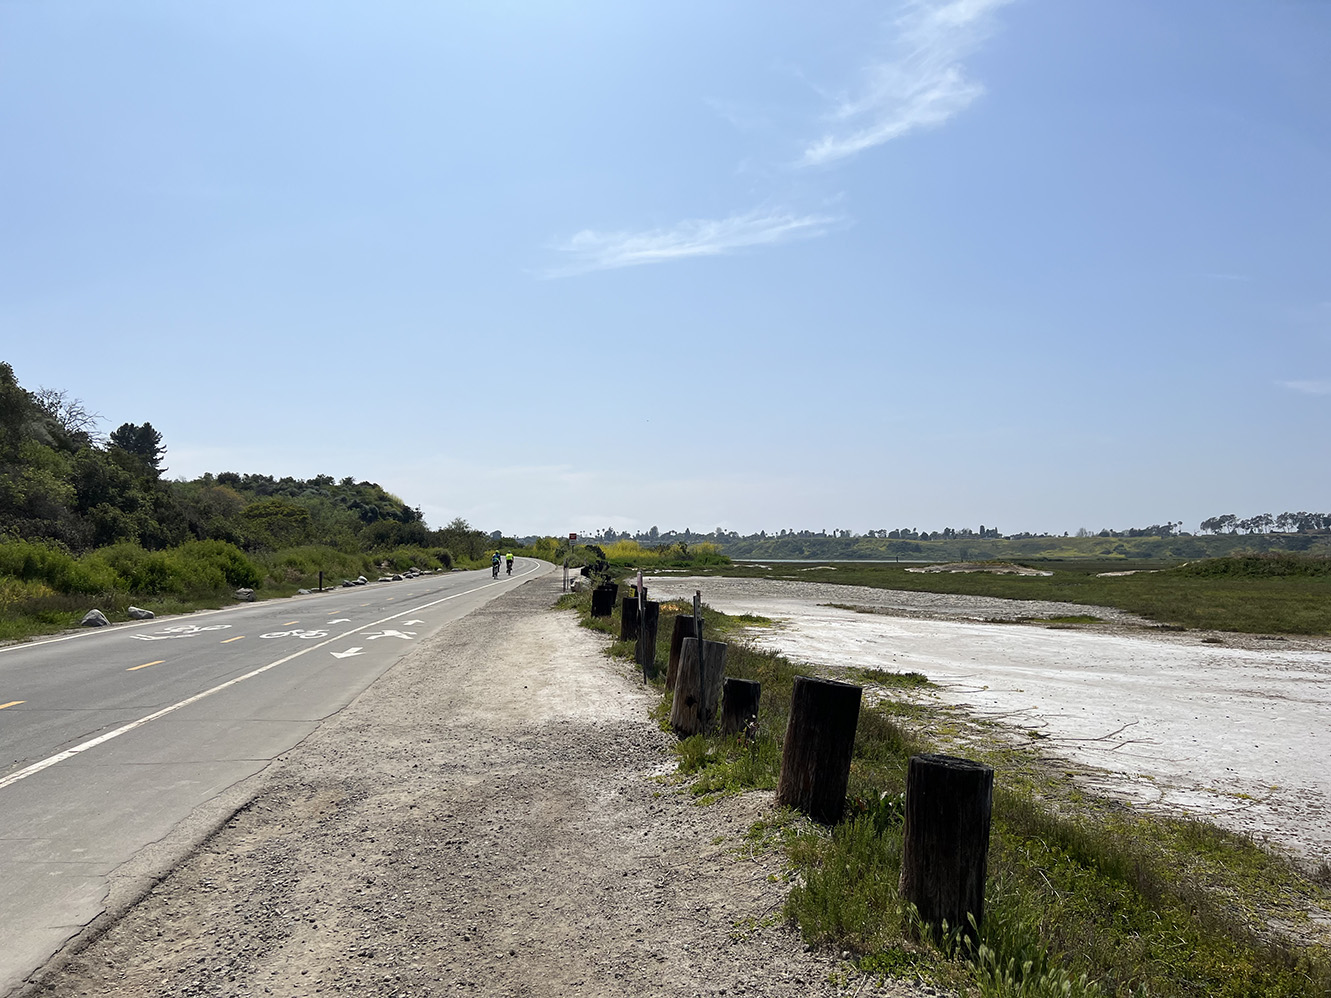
[
  {"xmin": 670, "ymin": 638, "xmax": 727, "ymax": 736},
  {"xmin": 722, "ymin": 678, "xmax": 761, "ymax": 735},
  {"xmin": 591, "ymin": 583, "xmax": 618, "ymax": 618},
  {"xmin": 898, "ymin": 753, "xmax": 993, "ymax": 943},
  {"xmin": 619, "ymin": 597, "xmax": 639, "ymax": 642},
  {"xmin": 775, "ymin": 676, "xmax": 862, "ymax": 824},
  {"xmin": 635, "ymin": 599, "xmax": 660, "ymax": 679},
  {"xmin": 665, "ymin": 615, "xmax": 696, "ymax": 691}
]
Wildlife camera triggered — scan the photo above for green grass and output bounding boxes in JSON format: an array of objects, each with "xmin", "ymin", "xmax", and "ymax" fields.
[
  {"xmin": 559, "ymin": 586, "xmax": 1331, "ymax": 997},
  {"xmin": 0, "ymin": 539, "xmax": 459, "ymax": 642},
  {"xmin": 681, "ymin": 556, "xmax": 1331, "ymax": 634}
]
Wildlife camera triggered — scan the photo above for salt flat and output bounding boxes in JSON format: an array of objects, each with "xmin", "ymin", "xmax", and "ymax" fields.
[{"xmin": 649, "ymin": 575, "xmax": 1331, "ymax": 863}]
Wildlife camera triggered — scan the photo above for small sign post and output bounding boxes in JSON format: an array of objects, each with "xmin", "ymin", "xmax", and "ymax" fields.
[
  {"xmin": 693, "ymin": 590, "xmax": 704, "ymax": 709},
  {"xmin": 565, "ymin": 533, "xmax": 576, "ymax": 592}
]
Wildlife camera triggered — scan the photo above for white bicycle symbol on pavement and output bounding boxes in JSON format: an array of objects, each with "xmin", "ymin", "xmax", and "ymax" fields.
[
  {"xmin": 132, "ymin": 623, "xmax": 233, "ymax": 641},
  {"xmin": 259, "ymin": 628, "xmax": 330, "ymax": 640}
]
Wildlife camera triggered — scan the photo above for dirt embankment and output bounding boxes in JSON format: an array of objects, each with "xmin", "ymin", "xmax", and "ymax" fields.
[{"xmin": 21, "ymin": 576, "xmax": 938, "ymax": 998}]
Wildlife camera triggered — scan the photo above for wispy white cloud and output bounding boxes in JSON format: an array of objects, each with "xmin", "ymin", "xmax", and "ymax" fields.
[
  {"xmin": 1279, "ymin": 379, "xmax": 1331, "ymax": 395},
  {"xmin": 546, "ymin": 208, "xmax": 842, "ymax": 277},
  {"xmin": 801, "ymin": 0, "xmax": 1010, "ymax": 167}
]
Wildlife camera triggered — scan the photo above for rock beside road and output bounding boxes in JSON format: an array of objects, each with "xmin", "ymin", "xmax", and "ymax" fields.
[{"xmin": 79, "ymin": 609, "xmax": 109, "ymax": 627}]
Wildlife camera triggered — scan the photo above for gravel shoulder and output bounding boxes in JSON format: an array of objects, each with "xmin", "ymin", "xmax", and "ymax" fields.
[{"xmin": 19, "ymin": 574, "xmax": 938, "ymax": 998}]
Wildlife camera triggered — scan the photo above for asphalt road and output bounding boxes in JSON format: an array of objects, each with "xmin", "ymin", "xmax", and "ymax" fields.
[{"xmin": 0, "ymin": 558, "xmax": 552, "ymax": 995}]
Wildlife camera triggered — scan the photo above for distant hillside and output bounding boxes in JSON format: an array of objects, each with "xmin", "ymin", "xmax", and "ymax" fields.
[
  {"xmin": 0, "ymin": 361, "xmax": 491, "ymax": 560},
  {"xmin": 563, "ymin": 522, "xmax": 1331, "ymax": 563},
  {"xmin": 709, "ymin": 531, "xmax": 1331, "ymax": 562}
]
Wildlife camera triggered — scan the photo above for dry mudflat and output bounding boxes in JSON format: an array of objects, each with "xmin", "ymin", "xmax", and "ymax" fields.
[
  {"xmin": 647, "ymin": 575, "xmax": 1331, "ymax": 868},
  {"xmin": 20, "ymin": 575, "xmax": 940, "ymax": 998}
]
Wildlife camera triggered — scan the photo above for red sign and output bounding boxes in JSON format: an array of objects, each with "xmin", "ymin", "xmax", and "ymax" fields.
[{"xmin": 568, "ymin": 533, "xmax": 577, "ymax": 541}]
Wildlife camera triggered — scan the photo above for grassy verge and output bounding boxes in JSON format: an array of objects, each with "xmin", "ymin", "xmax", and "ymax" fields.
[
  {"xmin": 0, "ymin": 538, "xmax": 458, "ymax": 641},
  {"xmin": 675, "ymin": 556, "xmax": 1331, "ymax": 635},
  {"xmin": 557, "ymin": 586, "xmax": 1331, "ymax": 997}
]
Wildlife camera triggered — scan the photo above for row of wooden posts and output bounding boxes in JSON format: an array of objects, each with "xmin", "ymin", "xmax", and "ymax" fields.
[{"xmin": 590, "ymin": 581, "xmax": 995, "ymax": 941}]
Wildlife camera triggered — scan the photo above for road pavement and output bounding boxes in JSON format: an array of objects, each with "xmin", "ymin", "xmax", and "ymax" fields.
[{"xmin": 0, "ymin": 559, "xmax": 550, "ymax": 996}]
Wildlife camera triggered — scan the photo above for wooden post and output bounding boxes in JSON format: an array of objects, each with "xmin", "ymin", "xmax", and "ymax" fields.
[
  {"xmin": 898, "ymin": 754, "xmax": 993, "ymax": 943},
  {"xmin": 635, "ymin": 599, "xmax": 660, "ymax": 680},
  {"xmin": 665, "ymin": 615, "xmax": 696, "ymax": 691},
  {"xmin": 591, "ymin": 583, "xmax": 617, "ymax": 618},
  {"xmin": 619, "ymin": 597, "xmax": 639, "ymax": 642},
  {"xmin": 700, "ymin": 641, "xmax": 725, "ymax": 731},
  {"xmin": 776, "ymin": 676, "xmax": 862, "ymax": 824},
  {"xmin": 318, "ymin": 571, "xmax": 323, "ymax": 593},
  {"xmin": 722, "ymin": 678, "xmax": 761, "ymax": 735},
  {"xmin": 638, "ymin": 574, "xmax": 649, "ymax": 652},
  {"xmin": 670, "ymin": 638, "xmax": 727, "ymax": 736}
]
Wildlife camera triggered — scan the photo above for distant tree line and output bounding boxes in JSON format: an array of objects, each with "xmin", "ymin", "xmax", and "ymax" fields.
[{"xmin": 1199, "ymin": 512, "xmax": 1330, "ymax": 535}]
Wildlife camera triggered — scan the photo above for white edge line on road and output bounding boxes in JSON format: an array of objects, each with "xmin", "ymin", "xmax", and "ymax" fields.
[
  {"xmin": 0, "ymin": 563, "xmax": 540, "ymax": 657},
  {"xmin": 0, "ymin": 564, "xmax": 543, "ymax": 793}
]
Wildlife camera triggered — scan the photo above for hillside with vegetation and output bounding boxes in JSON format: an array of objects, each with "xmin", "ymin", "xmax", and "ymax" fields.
[{"xmin": 0, "ymin": 362, "xmax": 499, "ymax": 639}]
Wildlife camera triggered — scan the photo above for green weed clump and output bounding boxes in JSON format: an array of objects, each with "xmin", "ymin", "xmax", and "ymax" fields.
[
  {"xmin": 256, "ymin": 544, "xmax": 375, "ymax": 587},
  {"xmin": 1172, "ymin": 554, "xmax": 1331, "ymax": 578},
  {"xmin": 599, "ymin": 539, "xmax": 729, "ymax": 567},
  {"xmin": 374, "ymin": 545, "xmax": 452, "ymax": 574},
  {"xmin": 0, "ymin": 537, "xmax": 266, "ymax": 639},
  {"xmin": 84, "ymin": 539, "xmax": 260, "ymax": 596},
  {"xmin": 0, "ymin": 538, "xmax": 118, "ymax": 593}
]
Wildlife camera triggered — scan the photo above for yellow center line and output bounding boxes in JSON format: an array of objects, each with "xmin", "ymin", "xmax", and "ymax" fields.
[
  {"xmin": 0, "ymin": 700, "xmax": 25, "ymax": 710},
  {"xmin": 221, "ymin": 635, "xmax": 245, "ymax": 644},
  {"xmin": 282, "ymin": 620, "xmax": 298, "ymax": 626},
  {"xmin": 127, "ymin": 661, "xmax": 166, "ymax": 672}
]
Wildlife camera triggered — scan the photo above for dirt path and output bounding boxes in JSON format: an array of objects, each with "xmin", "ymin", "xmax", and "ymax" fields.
[{"xmin": 20, "ymin": 575, "xmax": 938, "ymax": 998}]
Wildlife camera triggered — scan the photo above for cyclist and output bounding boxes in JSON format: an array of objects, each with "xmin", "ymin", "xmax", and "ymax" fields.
[
  {"xmin": 491, "ymin": 552, "xmax": 501, "ymax": 578},
  {"xmin": 505, "ymin": 552, "xmax": 514, "ymax": 575}
]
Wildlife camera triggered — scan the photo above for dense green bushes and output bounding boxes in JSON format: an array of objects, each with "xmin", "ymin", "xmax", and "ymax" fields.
[
  {"xmin": 1172, "ymin": 553, "xmax": 1331, "ymax": 578},
  {"xmin": 0, "ymin": 537, "xmax": 261, "ymax": 599},
  {"xmin": 0, "ymin": 539, "xmax": 119, "ymax": 594}
]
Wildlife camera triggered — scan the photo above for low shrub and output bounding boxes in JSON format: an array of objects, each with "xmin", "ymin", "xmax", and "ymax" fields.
[{"xmin": 1173, "ymin": 554, "xmax": 1331, "ymax": 578}]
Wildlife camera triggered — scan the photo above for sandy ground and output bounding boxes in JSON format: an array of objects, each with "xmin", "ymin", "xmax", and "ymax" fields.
[
  {"xmin": 18, "ymin": 575, "xmax": 942, "ymax": 998},
  {"xmin": 648, "ymin": 576, "xmax": 1331, "ymax": 867}
]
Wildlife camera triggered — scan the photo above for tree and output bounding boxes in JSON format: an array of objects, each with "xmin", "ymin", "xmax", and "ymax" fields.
[
  {"xmin": 33, "ymin": 387, "xmax": 101, "ymax": 447},
  {"xmin": 109, "ymin": 422, "xmax": 167, "ymax": 476}
]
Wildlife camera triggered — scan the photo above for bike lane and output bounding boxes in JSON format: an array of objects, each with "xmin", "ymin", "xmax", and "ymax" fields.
[{"xmin": 0, "ymin": 560, "xmax": 551, "ymax": 995}]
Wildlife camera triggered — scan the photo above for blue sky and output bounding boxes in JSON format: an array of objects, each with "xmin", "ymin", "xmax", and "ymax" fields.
[{"xmin": 3, "ymin": 0, "xmax": 1328, "ymax": 537}]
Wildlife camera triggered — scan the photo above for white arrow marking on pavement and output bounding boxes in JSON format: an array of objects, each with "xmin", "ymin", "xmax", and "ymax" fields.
[
  {"xmin": 402, "ymin": 619, "xmax": 425, "ymax": 625},
  {"xmin": 331, "ymin": 647, "xmax": 365, "ymax": 659},
  {"xmin": 365, "ymin": 629, "xmax": 416, "ymax": 641},
  {"xmin": 0, "ymin": 562, "xmax": 543, "ymax": 791},
  {"xmin": 328, "ymin": 618, "xmax": 351, "ymax": 624}
]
